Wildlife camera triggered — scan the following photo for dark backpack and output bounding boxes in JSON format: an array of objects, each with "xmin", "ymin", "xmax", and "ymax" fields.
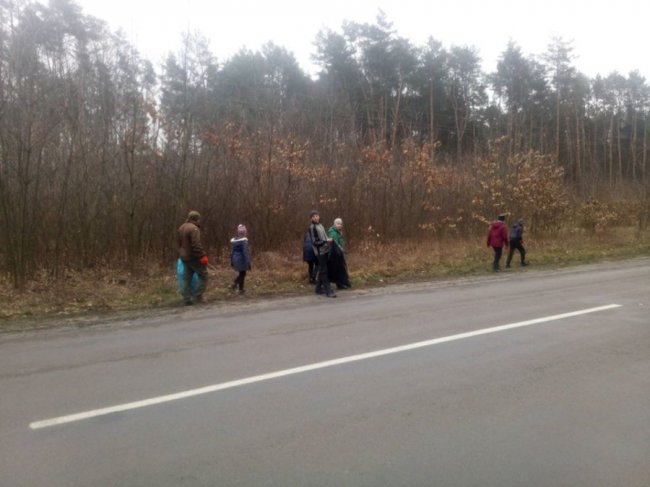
[
  {"xmin": 509, "ymin": 224, "xmax": 521, "ymax": 240},
  {"xmin": 303, "ymin": 232, "xmax": 316, "ymax": 262}
]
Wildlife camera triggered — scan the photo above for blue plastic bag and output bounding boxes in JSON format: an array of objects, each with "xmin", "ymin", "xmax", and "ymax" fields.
[{"xmin": 176, "ymin": 258, "xmax": 199, "ymax": 295}]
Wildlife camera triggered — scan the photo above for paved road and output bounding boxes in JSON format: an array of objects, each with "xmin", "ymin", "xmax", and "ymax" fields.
[{"xmin": 1, "ymin": 259, "xmax": 649, "ymax": 486}]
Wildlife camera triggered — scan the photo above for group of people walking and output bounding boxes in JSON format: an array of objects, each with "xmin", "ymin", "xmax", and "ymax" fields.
[
  {"xmin": 177, "ymin": 211, "xmax": 251, "ymax": 306},
  {"xmin": 177, "ymin": 209, "xmax": 350, "ymax": 304},
  {"xmin": 486, "ymin": 214, "xmax": 528, "ymax": 272},
  {"xmin": 303, "ymin": 210, "xmax": 351, "ymax": 299},
  {"xmin": 177, "ymin": 209, "xmax": 528, "ymax": 305}
]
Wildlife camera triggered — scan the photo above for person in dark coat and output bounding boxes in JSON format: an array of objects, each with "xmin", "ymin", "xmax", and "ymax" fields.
[
  {"xmin": 177, "ymin": 210, "xmax": 208, "ymax": 305},
  {"xmin": 309, "ymin": 210, "xmax": 336, "ymax": 298},
  {"xmin": 327, "ymin": 218, "xmax": 351, "ymax": 289},
  {"xmin": 506, "ymin": 218, "xmax": 528, "ymax": 268},
  {"xmin": 486, "ymin": 214, "xmax": 509, "ymax": 272},
  {"xmin": 302, "ymin": 231, "xmax": 317, "ymax": 284},
  {"xmin": 229, "ymin": 224, "xmax": 251, "ymax": 295}
]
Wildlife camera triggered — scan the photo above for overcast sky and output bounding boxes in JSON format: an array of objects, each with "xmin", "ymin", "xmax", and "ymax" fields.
[{"xmin": 74, "ymin": 0, "xmax": 649, "ymax": 79}]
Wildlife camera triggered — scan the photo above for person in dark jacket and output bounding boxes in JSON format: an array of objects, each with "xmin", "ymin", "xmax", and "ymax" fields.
[
  {"xmin": 302, "ymin": 232, "xmax": 317, "ymax": 284},
  {"xmin": 178, "ymin": 210, "xmax": 208, "ymax": 305},
  {"xmin": 309, "ymin": 210, "xmax": 336, "ymax": 298},
  {"xmin": 506, "ymin": 218, "xmax": 528, "ymax": 268},
  {"xmin": 230, "ymin": 224, "xmax": 251, "ymax": 295},
  {"xmin": 327, "ymin": 218, "xmax": 351, "ymax": 289},
  {"xmin": 486, "ymin": 213, "xmax": 509, "ymax": 272}
]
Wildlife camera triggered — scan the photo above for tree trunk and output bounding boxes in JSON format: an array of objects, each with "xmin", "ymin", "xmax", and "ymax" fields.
[
  {"xmin": 608, "ymin": 114, "xmax": 614, "ymax": 186},
  {"xmin": 574, "ymin": 111, "xmax": 580, "ymax": 185},
  {"xmin": 642, "ymin": 114, "xmax": 648, "ymax": 188},
  {"xmin": 429, "ymin": 79, "xmax": 435, "ymax": 162},
  {"xmin": 631, "ymin": 111, "xmax": 638, "ymax": 181},
  {"xmin": 617, "ymin": 116, "xmax": 623, "ymax": 181}
]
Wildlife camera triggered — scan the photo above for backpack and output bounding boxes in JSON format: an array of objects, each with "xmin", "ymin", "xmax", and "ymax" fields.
[
  {"xmin": 303, "ymin": 232, "xmax": 316, "ymax": 262},
  {"xmin": 509, "ymin": 224, "xmax": 521, "ymax": 240}
]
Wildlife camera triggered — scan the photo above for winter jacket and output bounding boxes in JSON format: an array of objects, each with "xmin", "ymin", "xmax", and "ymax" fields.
[
  {"xmin": 230, "ymin": 237, "xmax": 251, "ymax": 272},
  {"xmin": 178, "ymin": 221, "xmax": 206, "ymax": 261},
  {"xmin": 303, "ymin": 232, "xmax": 316, "ymax": 262},
  {"xmin": 327, "ymin": 226, "xmax": 345, "ymax": 252},
  {"xmin": 509, "ymin": 222, "xmax": 524, "ymax": 241},
  {"xmin": 487, "ymin": 220, "xmax": 509, "ymax": 248},
  {"xmin": 309, "ymin": 222, "xmax": 330, "ymax": 256}
]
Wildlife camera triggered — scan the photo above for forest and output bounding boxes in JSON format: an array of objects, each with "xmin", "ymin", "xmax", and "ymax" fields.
[{"xmin": 1, "ymin": 0, "xmax": 648, "ymax": 288}]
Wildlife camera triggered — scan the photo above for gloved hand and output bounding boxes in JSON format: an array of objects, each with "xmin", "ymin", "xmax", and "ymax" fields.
[{"xmin": 200, "ymin": 255, "xmax": 208, "ymax": 266}]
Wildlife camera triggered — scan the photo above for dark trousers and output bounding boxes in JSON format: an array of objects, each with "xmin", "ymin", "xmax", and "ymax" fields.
[
  {"xmin": 307, "ymin": 260, "xmax": 317, "ymax": 283},
  {"xmin": 507, "ymin": 239, "xmax": 526, "ymax": 266},
  {"xmin": 233, "ymin": 271, "xmax": 246, "ymax": 291},
  {"xmin": 492, "ymin": 246, "xmax": 503, "ymax": 271},
  {"xmin": 182, "ymin": 259, "xmax": 207, "ymax": 302},
  {"xmin": 315, "ymin": 253, "xmax": 332, "ymax": 294}
]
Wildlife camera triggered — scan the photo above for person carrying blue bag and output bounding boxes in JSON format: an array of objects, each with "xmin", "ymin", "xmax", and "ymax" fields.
[
  {"xmin": 176, "ymin": 258, "xmax": 198, "ymax": 296},
  {"xmin": 177, "ymin": 210, "xmax": 208, "ymax": 305}
]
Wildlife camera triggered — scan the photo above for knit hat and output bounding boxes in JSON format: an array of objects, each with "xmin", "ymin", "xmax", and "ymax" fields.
[
  {"xmin": 334, "ymin": 218, "xmax": 343, "ymax": 228},
  {"xmin": 310, "ymin": 209, "xmax": 319, "ymax": 217},
  {"xmin": 237, "ymin": 224, "xmax": 247, "ymax": 236},
  {"xmin": 187, "ymin": 210, "xmax": 201, "ymax": 222}
]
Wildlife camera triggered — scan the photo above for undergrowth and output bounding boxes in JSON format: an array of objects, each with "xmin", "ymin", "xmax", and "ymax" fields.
[{"xmin": 1, "ymin": 227, "xmax": 648, "ymax": 325}]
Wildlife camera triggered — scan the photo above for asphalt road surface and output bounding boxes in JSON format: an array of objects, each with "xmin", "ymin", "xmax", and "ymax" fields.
[{"xmin": 1, "ymin": 259, "xmax": 649, "ymax": 487}]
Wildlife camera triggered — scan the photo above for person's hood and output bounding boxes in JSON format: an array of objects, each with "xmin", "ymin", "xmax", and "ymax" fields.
[
  {"xmin": 491, "ymin": 220, "xmax": 506, "ymax": 229},
  {"xmin": 328, "ymin": 225, "xmax": 341, "ymax": 235}
]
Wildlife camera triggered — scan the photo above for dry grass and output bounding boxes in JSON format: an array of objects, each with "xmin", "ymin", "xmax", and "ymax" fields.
[{"xmin": 1, "ymin": 227, "xmax": 648, "ymax": 327}]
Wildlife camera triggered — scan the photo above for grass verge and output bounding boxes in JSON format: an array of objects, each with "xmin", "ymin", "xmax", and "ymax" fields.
[{"xmin": 1, "ymin": 227, "xmax": 648, "ymax": 330}]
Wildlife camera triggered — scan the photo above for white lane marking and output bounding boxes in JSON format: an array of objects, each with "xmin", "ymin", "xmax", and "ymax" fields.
[{"xmin": 30, "ymin": 304, "xmax": 621, "ymax": 429}]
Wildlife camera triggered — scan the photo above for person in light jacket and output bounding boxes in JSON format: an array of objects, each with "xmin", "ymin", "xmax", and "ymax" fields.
[{"xmin": 230, "ymin": 224, "xmax": 251, "ymax": 295}]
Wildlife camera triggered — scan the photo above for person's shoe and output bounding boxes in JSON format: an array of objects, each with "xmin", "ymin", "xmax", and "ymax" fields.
[
  {"xmin": 315, "ymin": 287, "xmax": 325, "ymax": 295},
  {"xmin": 326, "ymin": 291, "xmax": 337, "ymax": 298},
  {"xmin": 194, "ymin": 295, "xmax": 205, "ymax": 304},
  {"xmin": 521, "ymin": 261, "xmax": 529, "ymax": 266},
  {"xmin": 238, "ymin": 289, "xmax": 245, "ymax": 295},
  {"xmin": 184, "ymin": 300, "xmax": 193, "ymax": 306},
  {"xmin": 506, "ymin": 264, "xmax": 511, "ymax": 268}
]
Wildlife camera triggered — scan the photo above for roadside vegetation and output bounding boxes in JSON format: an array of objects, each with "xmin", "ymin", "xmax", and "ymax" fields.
[
  {"xmin": 1, "ymin": 3, "xmax": 649, "ymax": 326},
  {"xmin": 1, "ymin": 227, "xmax": 647, "ymax": 326}
]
